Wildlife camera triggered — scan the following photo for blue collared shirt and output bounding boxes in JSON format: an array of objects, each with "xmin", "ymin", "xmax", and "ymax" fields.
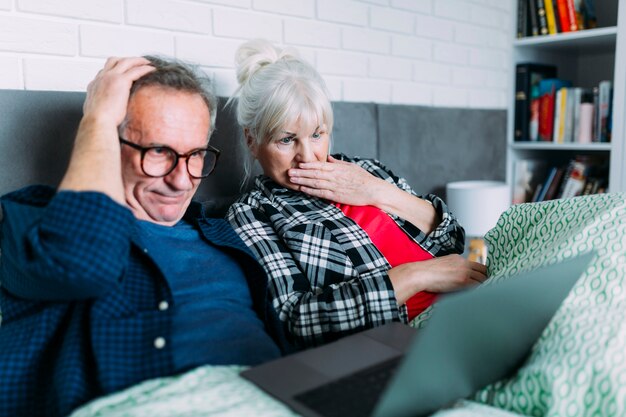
[{"xmin": 0, "ymin": 185, "xmax": 290, "ymax": 417}]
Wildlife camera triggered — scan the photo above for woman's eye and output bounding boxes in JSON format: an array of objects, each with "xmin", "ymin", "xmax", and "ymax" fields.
[
  {"xmin": 278, "ymin": 137, "xmax": 294, "ymax": 145},
  {"xmin": 312, "ymin": 132, "xmax": 321, "ymax": 139}
]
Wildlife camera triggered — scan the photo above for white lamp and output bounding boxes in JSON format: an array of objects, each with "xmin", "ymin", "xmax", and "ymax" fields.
[
  {"xmin": 446, "ymin": 181, "xmax": 510, "ymax": 263},
  {"xmin": 446, "ymin": 181, "xmax": 511, "ymax": 237}
]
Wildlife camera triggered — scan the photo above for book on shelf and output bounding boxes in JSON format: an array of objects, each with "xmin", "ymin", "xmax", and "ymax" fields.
[
  {"xmin": 569, "ymin": 87, "xmax": 583, "ymax": 143},
  {"xmin": 529, "ymin": 83, "xmax": 541, "ymax": 141},
  {"xmin": 560, "ymin": 156, "xmax": 608, "ymax": 199},
  {"xmin": 560, "ymin": 158, "xmax": 588, "ymax": 198},
  {"xmin": 517, "ymin": 0, "xmax": 528, "ymax": 37},
  {"xmin": 535, "ymin": 0, "xmax": 550, "ymax": 35},
  {"xmin": 535, "ymin": 166, "xmax": 557, "ymax": 201},
  {"xmin": 555, "ymin": 0, "xmax": 577, "ymax": 32},
  {"xmin": 581, "ymin": 0, "xmax": 597, "ymax": 29},
  {"xmin": 516, "ymin": 0, "xmax": 597, "ymax": 37},
  {"xmin": 544, "ymin": 0, "xmax": 558, "ymax": 34},
  {"xmin": 573, "ymin": 0, "xmax": 585, "ymax": 29},
  {"xmin": 514, "ymin": 63, "xmax": 558, "ymax": 142},
  {"xmin": 578, "ymin": 91, "xmax": 594, "ymax": 143},
  {"xmin": 552, "ymin": 0, "xmax": 563, "ymax": 32},
  {"xmin": 528, "ymin": 0, "xmax": 540, "ymax": 36},
  {"xmin": 537, "ymin": 78, "xmax": 571, "ymax": 142},
  {"xmin": 519, "ymin": 156, "xmax": 609, "ymax": 203},
  {"xmin": 565, "ymin": 0, "xmax": 579, "ymax": 31},
  {"xmin": 512, "ymin": 159, "xmax": 548, "ymax": 204},
  {"xmin": 548, "ymin": 81, "xmax": 614, "ymax": 144},
  {"xmin": 543, "ymin": 167, "xmax": 566, "ymax": 200},
  {"xmin": 597, "ymin": 80, "xmax": 613, "ymax": 142},
  {"xmin": 554, "ymin": 86, "xmax": 583, "ymax": 143},
  {"xmin": 607, "ymin": 87, "xmax": 614, "ymax": 143},
  {"xmin": 552, "ymin": 87, "xmax": 567, "ymax": 143}
]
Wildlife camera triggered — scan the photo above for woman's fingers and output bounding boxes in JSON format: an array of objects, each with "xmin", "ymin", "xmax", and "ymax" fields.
[
  {"xmin": 289, "ymin": 175, "xmax": 331, "ymax": 190},
  {"xmin": 465, "ymin": 260, "xmax": 488, "ymax": 283}
]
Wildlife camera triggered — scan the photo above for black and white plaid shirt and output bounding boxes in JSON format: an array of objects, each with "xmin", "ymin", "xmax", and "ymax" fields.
[{"xmin": 227, "ymin": 155, "xmax": 465, "ymax": 348}]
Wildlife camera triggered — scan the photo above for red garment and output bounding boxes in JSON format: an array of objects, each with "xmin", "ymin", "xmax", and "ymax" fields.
[{"xmin": 335, "ymin": 203, "xmax": 437, "ymax": 320}]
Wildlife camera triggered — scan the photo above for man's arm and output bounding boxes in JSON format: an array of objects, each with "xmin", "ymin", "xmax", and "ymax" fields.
[
  {"xmin": 0, "ymin": 189, "xmax": 135, "ymax": 301},
  {"xmin": 59, "ymin": 57, "xmax": 155, "ymax": 204},
  {"xmin": 0, "ymin": 57, "xmax": 153, "ymax": 301}
]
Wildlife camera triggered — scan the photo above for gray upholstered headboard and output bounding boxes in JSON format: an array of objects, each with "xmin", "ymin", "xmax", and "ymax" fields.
[{"xmin": 0, "ymin": 89, "xmax": 506, "ymax": 215}]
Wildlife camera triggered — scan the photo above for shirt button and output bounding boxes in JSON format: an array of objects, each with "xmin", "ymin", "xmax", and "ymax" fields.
[
  {"xmin": 158, "ymin": 301, "xmax": 169, "ymax": 311},
  {"xmin": 143, "ymin": 248, "xmax": 148, "ymax": 254},
  {"xmin": 154, "ymin": 337, "xmax": 166, "ymax": 349}
]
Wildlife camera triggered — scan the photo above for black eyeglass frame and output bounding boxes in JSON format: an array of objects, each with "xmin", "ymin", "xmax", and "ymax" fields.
[{"xmin": 119, "ymin": 137, "xmax": 221, "ymax": 179}]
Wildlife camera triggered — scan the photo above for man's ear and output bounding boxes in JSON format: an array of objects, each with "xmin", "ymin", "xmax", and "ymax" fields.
[{"xmin": 244, "ymin": 128, "xmax": 258, "ymax": 158}]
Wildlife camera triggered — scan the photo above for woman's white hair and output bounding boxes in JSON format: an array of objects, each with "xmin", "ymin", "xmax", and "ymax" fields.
[{"xmin": 230, "ymin": 39, "xmax": 334, "ymax": 184}]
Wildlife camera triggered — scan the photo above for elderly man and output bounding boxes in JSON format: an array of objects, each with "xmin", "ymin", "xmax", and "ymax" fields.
[{"xmin": 0, "ymin": 56, "xmax": 288, "ymax": 417}]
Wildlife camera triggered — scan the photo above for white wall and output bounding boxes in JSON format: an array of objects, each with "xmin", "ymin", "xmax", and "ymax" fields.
[{"xmin": 0, "ymin": 0, "xmax": 512, "ymax": 108}]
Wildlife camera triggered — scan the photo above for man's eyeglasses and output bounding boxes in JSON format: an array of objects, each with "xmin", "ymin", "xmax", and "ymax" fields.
[{"xmin": 119, "ymin": 137, "xmax": 220, "ymax": 179}]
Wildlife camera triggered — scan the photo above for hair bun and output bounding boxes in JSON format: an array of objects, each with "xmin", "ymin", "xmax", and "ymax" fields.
[{"xmin": 235, "ymin": 39, "xmax": 300, "ymax": 86}]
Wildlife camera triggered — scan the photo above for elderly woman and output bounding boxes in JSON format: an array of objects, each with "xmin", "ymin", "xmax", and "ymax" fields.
[{"xmin": 227, "ymin": 39, "xmax": 487, "ymax": 349}]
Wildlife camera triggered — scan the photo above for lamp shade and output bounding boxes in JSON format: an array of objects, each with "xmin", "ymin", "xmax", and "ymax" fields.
[{"xmin": 446, "ymin": 181, "xmax": 510, "ymax": 237}]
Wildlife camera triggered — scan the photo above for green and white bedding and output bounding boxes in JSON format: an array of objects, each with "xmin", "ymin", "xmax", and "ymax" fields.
[
  {"xmin": 73, "ymin": 193, "xmax": 626, "ymax": 417},
  {"xmin": 70, "ymin": 364, "xmax": 520, "ymax": 417},
  {"xmin": 472, "ymin": 193, "xmax": 626, "ymax": 417}
]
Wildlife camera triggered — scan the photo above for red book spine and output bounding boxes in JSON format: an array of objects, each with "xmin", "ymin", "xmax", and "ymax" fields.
[
  {"xmin": 555, "ymin": 0, "xmax": 572, "ymax": 32},
  {"xmin": 565, "ymin": 0, "xmax": 578, "ymax": 31},
  {"xmin": 539, "ymin": 88, "xmax": 556, "ymax": 141}
]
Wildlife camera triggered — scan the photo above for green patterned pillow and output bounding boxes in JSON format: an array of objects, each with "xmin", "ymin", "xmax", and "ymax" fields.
[{"xmin": 471, "ymin": 193, "xmax": 626, "ymax": 417}]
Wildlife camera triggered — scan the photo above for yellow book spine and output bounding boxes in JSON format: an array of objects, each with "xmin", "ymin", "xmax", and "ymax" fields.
[
  {"xmin": 545, "ymin": 0, "xmax": 557, "ymax": 34},
  {"xmin": 557, "ymin": 88, "xmax": 568, "ymax": 143}
]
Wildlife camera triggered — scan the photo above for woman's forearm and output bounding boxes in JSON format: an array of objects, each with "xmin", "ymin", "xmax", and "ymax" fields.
[
  {"xmin": 371, "ymin": 179, "xmax": 439, "ymax": 234},
  {"xmin": 387, "ymin": 255, "xmax": 488, "ymax": 305}
]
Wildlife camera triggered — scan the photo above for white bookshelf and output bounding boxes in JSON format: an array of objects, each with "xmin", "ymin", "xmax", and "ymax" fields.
[{"xmin": 507, "ymin": 0, "xmax": 626, "ymax": 195}]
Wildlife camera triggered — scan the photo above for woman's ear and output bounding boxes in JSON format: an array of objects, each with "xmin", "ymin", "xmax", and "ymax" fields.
[{"xmin": 244, "ymin": 128, "xmax": 258, "ymax": 158}]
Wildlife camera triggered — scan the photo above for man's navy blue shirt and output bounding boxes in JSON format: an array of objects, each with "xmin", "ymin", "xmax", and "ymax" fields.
[
  {"xmin": 136, "ymin": 219, "xmax": 280, "ymax": 370},
  {"xmin": 0, "ymin": 185, "xmax": 290, "ymax": 417}
]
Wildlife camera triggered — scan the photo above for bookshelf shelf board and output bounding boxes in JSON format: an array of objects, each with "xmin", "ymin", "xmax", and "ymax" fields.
[
  {"xmin": 514, "ymin": 27, "xmax": 618, "ymax": 53},
  {"xmin": 511, "ymin": 143, "xmax": 612, "ymax": 152}
]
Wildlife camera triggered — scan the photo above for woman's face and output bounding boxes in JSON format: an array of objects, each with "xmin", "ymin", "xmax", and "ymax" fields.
[{"xmin": 250, "ymin": 118, "xmax": 330, "ymax": 191}]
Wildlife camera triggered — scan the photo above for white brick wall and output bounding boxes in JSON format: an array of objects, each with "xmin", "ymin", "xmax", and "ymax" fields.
[
  {"xmin": 24, "ymin": 58, "xmax": 102, "ymax": 90},
  {"xmin": 126, "ymin": 0, "xmax": 212, "ymax": 34},
  {"xmin": 317, "ymin": 0, "xmax": 367, "ymax": 26},
  {"xmin": 0, "ymin": 56, "xmax": 20, "ymax": 88},
  {"xmin": 17, "ymin": 0, "xmax": 123, "ymax": 23},
  {"xmin": 392, "ymin": 81, "xmax": 431, "ymax": 105},
  {"xmin": 0, "ymin": 16, "xmax": 77, "ymax": 55},
  {"xmin": 253, "ymin": 0, "xmax": 315, "ymax": 18},
  {"xmin": 370, "ymin": 6, "xmax": 414, "ymax": 34},
  {"xmin": 416, "ymin": 15, "xmax": 455, "ymax": 41},
  {"xmin": 342, "ymin": 26, "xmax": 390, "ymax": 53},
  {"xmin": 0, "ymin": 0, "xmax": 513, "ymax": 109},
  {"xmin": 80, "ymin": 24, "xmax": 174, "ymax": 57},
  {"xmin": 317, "ymin": 49, "xmax": 367, "ymax": 76}
]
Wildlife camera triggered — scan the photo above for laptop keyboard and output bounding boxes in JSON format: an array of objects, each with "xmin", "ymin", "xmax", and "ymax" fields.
[{"xmin": 293, "ymin": 356, "xmax": 403, "ymax": 417}]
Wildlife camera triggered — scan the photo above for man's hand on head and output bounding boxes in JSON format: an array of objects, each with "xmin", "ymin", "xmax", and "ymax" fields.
[
  {"xmin": 59, "ymin": 57, "xmax": 154, "ymax": 202},
  {"xmin": 82, "ymin": 57, "xmax": 155, "ymax": 129}
]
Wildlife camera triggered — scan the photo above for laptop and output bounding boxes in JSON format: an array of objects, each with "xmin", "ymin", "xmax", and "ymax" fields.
[{"xmin": 242, "ymin": 252, "xmax": 594, "ymax": 417}]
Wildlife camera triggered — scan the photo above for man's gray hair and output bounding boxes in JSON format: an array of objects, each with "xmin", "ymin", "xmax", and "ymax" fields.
[{"xmin": 121, "ymin": 55, "xmax": 218, "ymax": 137}]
